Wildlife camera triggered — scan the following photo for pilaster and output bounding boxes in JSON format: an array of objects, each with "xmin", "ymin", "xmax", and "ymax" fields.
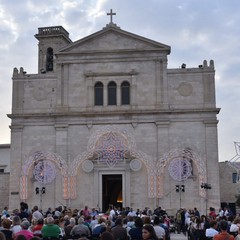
[
  {"xmin": 9, "ymin": 125, "xmax": 24, "ymax": 210},
  {"xmin": 204, "ymin": 120, "xmax": 220, "ymax": 208}
]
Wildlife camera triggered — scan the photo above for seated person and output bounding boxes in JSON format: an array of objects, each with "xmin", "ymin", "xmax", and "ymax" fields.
[{"xmin": 41, "ymin": 216, "xmax": 61, "ymax": 239}]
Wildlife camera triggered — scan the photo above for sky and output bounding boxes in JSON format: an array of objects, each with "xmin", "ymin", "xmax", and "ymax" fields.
[{"xmin": 0, "ymin": 0, "xmax": 239, "ymax": 162}]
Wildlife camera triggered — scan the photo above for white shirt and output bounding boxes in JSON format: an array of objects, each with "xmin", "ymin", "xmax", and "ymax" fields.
[
  {"xmin": 205, "ymin": 228, "xmax": 219, "ymax": 237},
  {"xmin": 127, "ymin": 211, "xmax": 136, "ymax": 217},
  {"xmin": 32, "ymin": 210, "xmax": 43, "ymax": 220},
  {"xmin": 219, "ymin": 209, "xmax": 224, "ymax": 217},
  {"xmin": 109, "ymin": 209, "xmax": 116, "ymax": 219},
  {"xmin": 11, "ymin": 225, "xmax": 22, "ymax": 234},
  {"xmin": 230, "ymin": 223, "xmax": 239, "ymax": 232},
  {"xmin": 153, "ymin": 225, "xmax": 165, "ymax": 239}
]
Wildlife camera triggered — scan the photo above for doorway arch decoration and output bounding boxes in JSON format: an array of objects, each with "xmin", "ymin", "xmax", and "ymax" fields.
[
  {"xmin": 156, "ymin": 148, "xmax": 207, "ymax": 198},
  {"xmin": 69, "ymin": 126, "xmax": 156, "ymax": 199},
  {"xmin": 20, "ymin": 151, "xmax": 68, "ymax": 200}
]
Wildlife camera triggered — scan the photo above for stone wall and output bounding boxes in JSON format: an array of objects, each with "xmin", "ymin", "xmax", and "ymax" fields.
[
  {"xmin": 219, "ymin": 162, "xmax": 240, "ymax": 203},
  {"xmin": 0, "ymin": 173, "xmax": 9, "ymax": 211}
]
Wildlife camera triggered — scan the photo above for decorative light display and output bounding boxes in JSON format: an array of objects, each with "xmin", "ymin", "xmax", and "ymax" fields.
[
  {"xmin": 228, "ymin": 142, "xmax": 240, "ymax": 170},
  {"xmin": 168, "ymin": 158, "xmax": 192, "ymax": 181},
  {"xmin": 33, "ymin": 160, "xmax": 56, "ymax": 184},
  {"xmin": 95, "ymin": 132, "xmax": 129, "ymax": 167}
]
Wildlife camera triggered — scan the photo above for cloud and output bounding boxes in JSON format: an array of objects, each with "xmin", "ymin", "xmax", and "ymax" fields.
[{"xmin": 0, "ymin": 0, "xmax": 239, "ymax": 162}]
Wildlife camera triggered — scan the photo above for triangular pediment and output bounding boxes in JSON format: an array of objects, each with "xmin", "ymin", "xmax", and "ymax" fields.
[{"xmin": 58, "ymin": 25, "xmax": 170, "ymax": 54}]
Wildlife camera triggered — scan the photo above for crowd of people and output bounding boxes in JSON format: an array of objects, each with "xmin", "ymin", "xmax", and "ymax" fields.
[
  {"xmin": 174, "ymin": 206, "xmax": 240, "ymax": 239},
  {"xmin": 0, "ymin": 203, "xmax": 240, "ymax": 240}
]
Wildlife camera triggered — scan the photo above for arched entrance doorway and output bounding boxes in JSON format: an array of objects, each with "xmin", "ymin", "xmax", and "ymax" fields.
[{"xmin": 102, "ymin": 174, "xmax": 122, "ymax": 212}]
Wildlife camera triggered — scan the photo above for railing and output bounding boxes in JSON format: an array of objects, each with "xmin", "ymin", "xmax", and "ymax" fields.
[{"xmin": 37, "ymin": 26, "xmax": 69, "ymax": 37}]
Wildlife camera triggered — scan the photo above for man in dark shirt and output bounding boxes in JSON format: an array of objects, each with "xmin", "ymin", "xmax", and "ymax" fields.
[
  {"xmin": 129, "ymin": 217, "xmax": 143, "ymax": 240},
  {"xmin": 111, "ymin": 218, "xmax": 128, "ymax": 240},
  {"xmin": 18, "ymin": 206, "xmax": 29, "ymax": 220}
]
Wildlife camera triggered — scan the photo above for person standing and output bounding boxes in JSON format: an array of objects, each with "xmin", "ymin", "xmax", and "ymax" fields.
[
  {"xmin": 129, "ymin": 217, "xmax": 143, "ymax": 240},
  {"xmin": 213, "ymin": 220, "xmax": 234, "ymax": 240},
  {"xmin": 32, "ymin": 206, "xmax": 43, "ymax": 220},
  {"xmin": 205, "ymin": 220, "xmax": 218, "ymax": 238},
  {"xmin": 153, "ymin": 217, "xmax": 165, "ymax": 240},
  {"xmin": 111, "ymin": 218, "xmax": 128, "ymax": 240},
  {"xmin": 1, "ymin": 207, "xmax": 9, "ymax": 217}
]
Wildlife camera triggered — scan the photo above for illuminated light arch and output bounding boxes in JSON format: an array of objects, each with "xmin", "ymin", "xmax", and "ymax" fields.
[
  {"xmin": 20, "ymin": 151, "xmax": 68, "ymax": 200},
  {"xmin": 156, "ymin": 148, "xmax": 207, "ymax": 198},
  {"xmin": 69, "ymin": 126, "xmax": 156, "ymax": 199}
]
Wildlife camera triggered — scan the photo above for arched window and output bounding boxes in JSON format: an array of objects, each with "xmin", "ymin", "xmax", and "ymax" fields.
[
  {"xmin": 46, "ymin": 47, "xmax": 53, "ymax": 71},
  {"xmin": 108, "ymin": 81, "xmax": 117, "ymax": 105},
  {"xmin": 94, "ymin": 82, "xmax": 103, "ymax": 106},
  {"xmin": 121, "ymin": 81, "xmax": 130, "ymax": 105}
]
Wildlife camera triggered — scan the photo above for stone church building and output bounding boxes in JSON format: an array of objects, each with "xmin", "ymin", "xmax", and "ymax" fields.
[{"xmin": 8, "ymin": 15, "xmax": 220, "ymax": 214}]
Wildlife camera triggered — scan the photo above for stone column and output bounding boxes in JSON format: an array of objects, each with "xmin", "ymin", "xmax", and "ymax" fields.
[
  {"xmin": 156, "ymin": 121, "xmax": 170, "ymax": 158},
  {"xmin": 160, "ymin": 59, "xmax": 168, "ymax": 109},
  {"xmin": 203, "ymin": 71, "xmax": 216, "ymax": 108},
  {"xmin": 117, "ymin": 82, "xmax": 121, "ymax": 106},
  {"xmin": 131, "ymin": 74, "xmax": 137, "ymax": 109},
  {"xmin": 9, "ymin": 125, "xmax": 24, "ymax": 210},
  {"xmin": 93, "ymin": 169, "xmax": 99, "ymax": 211},
  {"xmin": 125, "ymin": 169, "xmax": 131, "ymax": 208},
  {"xmin": 155, "ymin": 59, "xmax": 161, "ymax": 107},
  {"xmin": 103, "ymin": 84, "xmax": 107, "ymax": 106},
  {"xmin": 12, "ymin": 69, "xmax": 24, "ymax": 114},
  {"xmin": 86, "ymin": 76, "xmax": 93, "ymax": 110},
  {"xmin": 204, "ymin": 120, "xmax": 220, "ymax": 209},
  {"xmin": 55, "ymin": 124, "xmax": 68, "ymax": 202},
  {"xmin": 155, "ymin": 121, "xmax": 170, "ymax": 201},
  {"xmin": 56, "ymin": 64, "xmax": 69, "ymax": 111}
]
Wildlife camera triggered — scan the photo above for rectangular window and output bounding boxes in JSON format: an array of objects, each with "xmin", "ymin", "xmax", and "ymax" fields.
[
  {"xmin": 232, "ymin": 173, "xmax": 238, "ymax": 183},
  {"xmin": 95, "ymin": 89, "xmax": 103, "ymax": 105}
]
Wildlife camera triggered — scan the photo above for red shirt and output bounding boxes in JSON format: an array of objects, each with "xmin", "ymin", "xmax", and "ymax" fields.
[
  {"xmin": 32, "ymin": 224, "xmax": 43, "ymax": 237},
  {"xmin": 213, "ymin": 232, "xmax": 234, "ymax": 240}
]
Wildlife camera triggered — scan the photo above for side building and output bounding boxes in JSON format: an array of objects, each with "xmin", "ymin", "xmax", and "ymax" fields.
[
  {"xmin": 219, "ymin": 161, "xmax": 240, "ymax": 215},
  {"xmin": 0, "ymin": 144, "xmax": 10, "ymax": 210}
]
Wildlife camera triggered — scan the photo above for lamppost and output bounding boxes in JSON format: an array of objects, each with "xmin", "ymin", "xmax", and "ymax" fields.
[
  {"xmin": 201, "ymin": 183, "xmax": 212, "ymax": 215},
  {"xmin": 176, "ymin": 184, "xmax": 185, "ymax": 208},
  {"xmin": 35, "ymin": 187, "xmax": 46, "ymax": 209}
]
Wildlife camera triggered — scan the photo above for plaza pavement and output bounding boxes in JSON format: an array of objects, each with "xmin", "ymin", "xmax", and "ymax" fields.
[{"xmin": 170, "ymin": 232, "xmax": 188, "ymax": 240}]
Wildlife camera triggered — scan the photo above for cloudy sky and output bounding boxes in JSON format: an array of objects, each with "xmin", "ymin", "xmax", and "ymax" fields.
[{"xmin": 0, "ymin": 0, "xmax": 239, "ymax": 162}]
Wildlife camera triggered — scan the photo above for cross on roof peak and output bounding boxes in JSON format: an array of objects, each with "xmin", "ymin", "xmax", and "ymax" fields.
[{"xmin": 107, "ymin": 9, "xmax": 116, "ymax": 23}]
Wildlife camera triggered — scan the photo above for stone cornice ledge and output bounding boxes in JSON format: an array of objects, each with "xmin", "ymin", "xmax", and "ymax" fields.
[
  {"xmin": 84, "ymin": 69, "xmax": 138, "ymax": 77},
  {"xmin": 203, "ymin": 120, "xmax": 219, "ymax": 126},
  {"xmin": 155, "ymin": 121, "xmax": 170, "ymax": 127},
  {"xmin": 7, "ymin": 108, "xmax": 221, "ymax": 119}
]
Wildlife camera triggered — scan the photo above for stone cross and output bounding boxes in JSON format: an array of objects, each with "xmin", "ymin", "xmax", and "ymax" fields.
[{"xmin": 107, "ymin": 9, "xmax": 116, "ymax": 23}]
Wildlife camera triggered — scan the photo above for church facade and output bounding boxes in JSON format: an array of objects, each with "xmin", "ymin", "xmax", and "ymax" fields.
[{"xmin": 8, "ymin": 18, "xmax": 220, "ymax": 214}]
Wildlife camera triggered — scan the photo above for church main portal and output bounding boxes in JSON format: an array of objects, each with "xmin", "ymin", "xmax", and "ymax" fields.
[{"xmin": 102, "ymin": 174, "xmax": 122, "ymax": 212}]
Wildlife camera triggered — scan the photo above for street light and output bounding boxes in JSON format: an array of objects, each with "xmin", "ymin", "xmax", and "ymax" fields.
[
  {"xmin": 35, "ymin": 187, "xmax": 39, "ymax": 194},
  {"xmin": 176, "ymin": 184, "xmax": 185, "ymax": 208},
  {"xmin": 42, "ymin": 187, "xmax": 46, "ymax": 194},
  {"xmin": 201, "ymin": 183, "xmax": 212, "ymax": 189},
  {"xmin": 201, "ymin": 182, "xmax": 211, "ymax": 215},
  {"xmin": 175, "ymin": 185, "xmax": 185, "ymax": 192},
  {"xmin": 35, "ymin": 187, "xmax": 46, "ymax": 209}
]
